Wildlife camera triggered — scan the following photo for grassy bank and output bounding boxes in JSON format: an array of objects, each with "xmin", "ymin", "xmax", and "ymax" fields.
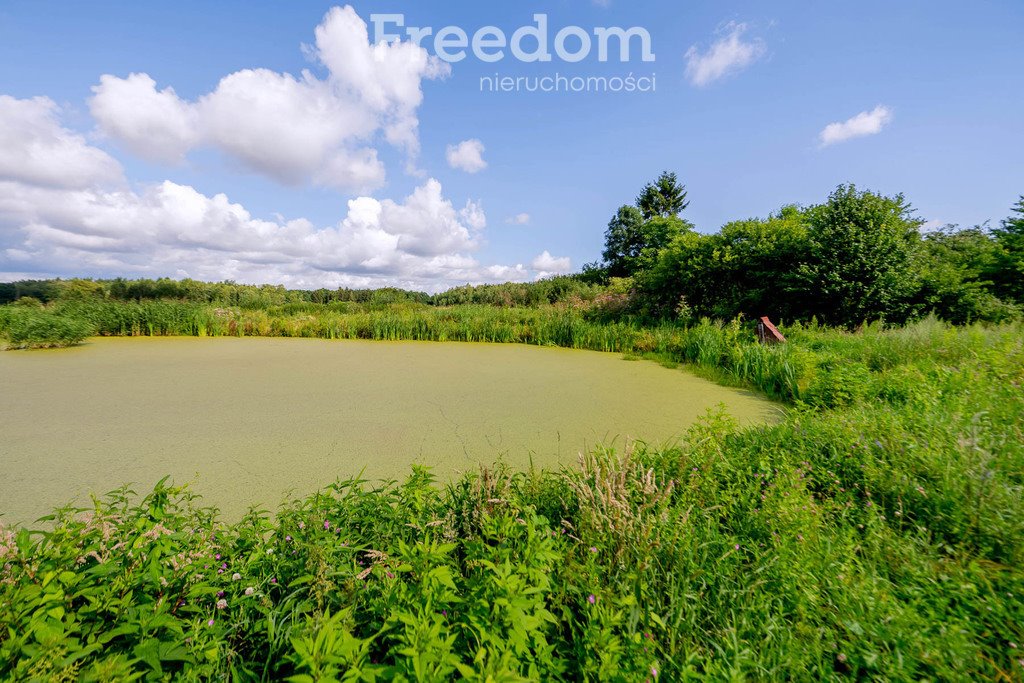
[
  {"xmin": 2, "ymin": 300, "xmax": 806, "ymax": 400},
  {"xmin": 1, "ymin": 319, "xmax": 1021, "ymax": 680}
]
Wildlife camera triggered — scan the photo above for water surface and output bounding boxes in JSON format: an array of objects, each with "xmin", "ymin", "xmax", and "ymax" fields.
[{"xmin": 0, "ymin": 337, "xmax": 780, "ymax": 523}]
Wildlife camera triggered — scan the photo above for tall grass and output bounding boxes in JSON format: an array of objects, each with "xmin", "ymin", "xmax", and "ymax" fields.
[
  {"xmin": 1, "ymin": 320, "xmax": 1021, "ymax": 679},
  {"xmin": 4, "ymin": 300, "xmax": 811, "ymax": 401},
  {"xmin": 0, "ymin": 306, "xmax": 94, "ymax": 349},
  {"xmin": 1, "ymin": 301, "xmax": 1022, "ymax": 678}
]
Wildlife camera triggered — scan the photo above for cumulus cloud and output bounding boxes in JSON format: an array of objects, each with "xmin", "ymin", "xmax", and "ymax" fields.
[
  {"xmin": 0, "ymin": 96, "xmax": 559, "ymax": 291},
  {"xmin": 445, "ymin": 139, "xmax": 487, "ymax": 174},
  {"xmin": 505, "ymin": 213, "xmax": 531, "ymax": 225},
  {"xmin": 89, "ymin": 74, "xmax": 199, "ymax": 164},
  {"xmin": 685, "ymin": 22, "xmax": 766, "ymax": 87},
  {"xmin": 818, "ymin": 105, "xmax": 893, "ymax": 147},
  {"xmin": 88, "ymin": 5, "xmax": 450, "ymax": 193},
  {"xmin": 530, "ymin": 250, "xmax": 571, "ymax": 277},
  {"xmin": 0, "ymin": 96, "xmax": 123, "ymax": 189}
]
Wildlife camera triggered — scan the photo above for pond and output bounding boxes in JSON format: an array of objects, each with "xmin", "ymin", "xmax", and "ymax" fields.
[{"xmin": 0, "ymin": 337, "xmax": 782, "ymax": 524}]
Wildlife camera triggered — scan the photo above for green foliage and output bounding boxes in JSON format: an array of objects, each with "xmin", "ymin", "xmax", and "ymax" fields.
[
  {"xmin": 988, "ymin": 196, "xmax": 1024, "ymax": 303},
  {"xmin": 429, "ymin": 276, "xmax": 600, "ymax": 308},
  {"xmin": 2, "ymin": 320, "xmax": 1022, "ymax": 680},
  {"xmin": 636, "ymin": 171, "xmax": 689, "ymax": 220},
  {"xmin": 1, "ymin": 308, "xmax": 95, "ymax": 349},
  {"xmin": 797, "ymin": 185, "xmax": 923, "ymax": 327},
  {"xmin": 602, "ymin": 172, "xmax": 693, "ymax": 278},
  {"xmin": 635, "ymin": 206, "xmax": 810, "ymax": 321}
]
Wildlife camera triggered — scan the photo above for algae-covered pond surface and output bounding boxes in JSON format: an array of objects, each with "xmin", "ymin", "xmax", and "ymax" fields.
[{"xmin": 0, "ymin": 337, "xmax": 781, "ymax": 523}]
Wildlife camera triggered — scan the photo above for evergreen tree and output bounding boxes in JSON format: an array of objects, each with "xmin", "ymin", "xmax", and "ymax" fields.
[
  {"xmin": 988, "ymin": 196, "xmax": 1024, "ymax": 302},
  {"xmin": 636, "ymin": 171, "xmax": 689, "ymax": 220}
]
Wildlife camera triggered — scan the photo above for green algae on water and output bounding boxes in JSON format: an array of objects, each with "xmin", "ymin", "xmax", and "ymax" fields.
[{"xmin": 0, "ymin": 337, "xmax": 780, "ymax": 523}]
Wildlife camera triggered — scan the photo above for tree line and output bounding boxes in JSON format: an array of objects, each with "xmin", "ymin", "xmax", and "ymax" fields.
[
  {"xmin": 3, "ymin": 178, "xmax": 1022, "ymax": 328},
  {"xmin": 587, "ymin": 172, "xmax": 1023, "ymax": 327}
]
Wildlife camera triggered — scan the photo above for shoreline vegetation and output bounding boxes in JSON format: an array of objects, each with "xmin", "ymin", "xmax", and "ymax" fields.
[
  {"xmin": 1, "ymin": 185, "xmax": 1022, "ymax": 678},
  {"xmin": 1, "ymin": 292, "xmax": 1021, "ymax": 679}
]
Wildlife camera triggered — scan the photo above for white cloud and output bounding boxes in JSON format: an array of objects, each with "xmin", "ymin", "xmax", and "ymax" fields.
[
  {"xmin": 88, "ymin": 5, "xmax": 450, "ymax": 193},
  {"xmin": 685, "ymin": 22, "xmax": 766, "ymax": 87},
  {"xmin": 0, "ymin": 96, "xmax": 123, "ymax": 189},
  {"xmin": 818, "ymin": 105, "xmax": 893, "ymax": 147},
  {"xmin": 89, "ymin": 73, "xmax": 199, "ymax": 164},
  {"xmin": 506, "ymin": 213, "xmax": 531, "ymax": 225},
  {"xmin": 0, "ymin": 96, "xmax": 561, "ymax": 292},
  {"xmin": 445, "ymin": 139, "xmax": 487, "ymax": 174},
  {"xmin": 530, "ymin": 250, "xmax": 572, "ymax": 277}
]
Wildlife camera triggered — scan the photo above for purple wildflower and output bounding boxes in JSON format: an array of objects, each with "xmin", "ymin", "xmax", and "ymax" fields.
[{"xmin": 588, "ymin": 594, "xmax": 596, "ymax": 604}]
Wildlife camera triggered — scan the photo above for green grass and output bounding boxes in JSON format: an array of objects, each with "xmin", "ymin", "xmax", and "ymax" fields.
[
  {"xmin": 0, "ymin": 307, "xmax": 94, "ymax": 349},
  {"xmin": 0, "ymin": 318, "xmax": 1021, "ymax": 679}
]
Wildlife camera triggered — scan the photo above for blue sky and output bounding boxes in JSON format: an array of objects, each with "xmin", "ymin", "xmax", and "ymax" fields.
[{"xmin": 0, "ymin": 0, "xmax": 1021, "ymax": 290}]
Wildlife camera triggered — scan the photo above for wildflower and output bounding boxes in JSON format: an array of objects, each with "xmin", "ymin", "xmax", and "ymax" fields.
[
  {"xmin": 651, "ymin": 666, "xmax": 658, "ymax": 678},
  {"xmin": 285, "ymin": 535, "xmax": 292, "ymax": 542},
  {"xmin": 232, "ymin": 572, "xmax": 241, "ymax": 581},
  {"xmin": 266, "ymin": 548, "xmax": 274, "ymax": 555},
  {"xmin": 386, "ymin": 571, "xmax": 395, "ymax": 579},
  {"xmin": 216, "ymin": 599, "xmax": 227, "ymax": 610},
  {"xmin": 207, "ymin": 619, "xmax": 214, "ymax": 627},
  {"xmin": 588, "ymin": 594, "xmax": 596, "ymax": 604},
  {"xmin": 244, "ymin": 587, "xmax": 254, "ymax": 596},
  {"xmin": 215, "ymin": 554, "xmax": 221, "ymax": 560},
  {"xmin": 298, "ymin": 522, "xmax": 305, "ymax": 530},
  {"xmin": 270, "ymin": 577, "xmax": 277, "ymax": 583},
  {"xmin": 734, "ymin": 544, "xmax": 740, "ymax": 550},
  {"xmin": 837, "ymin": 653, "xmax": 847, "ymax": 663},
  {"xmin": 589, "ymin": 546, "xmax": 598, "ymax": 553},
  {"xmin": 324, "ymin": 520, "xmax": 330, "ymax": 530},
  {"xmin": 217, "ymin": 591, "xmax": 224, "ymax": 598}
]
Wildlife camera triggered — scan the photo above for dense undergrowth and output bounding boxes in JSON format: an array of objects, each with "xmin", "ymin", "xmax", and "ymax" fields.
[{"xmin": 1, "ymin": 318, "xmax": 1022, "ymax": 680}]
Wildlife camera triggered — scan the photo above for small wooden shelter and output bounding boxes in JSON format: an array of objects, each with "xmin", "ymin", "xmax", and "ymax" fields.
[{"xmin": 756, "ymin": 316, "xmax": 786, "ymax": 344}]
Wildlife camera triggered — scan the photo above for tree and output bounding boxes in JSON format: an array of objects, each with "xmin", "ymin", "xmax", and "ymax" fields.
[
  {"xmin": 798, "ymin": 184, "xmax": 922, "ymax": 327},
  {"xmin": 601, "ymin": 205, "xmax": 645, "ymax": 277},
  {"xmin": 636, "ymin": 171, "xmax": 689, "ymax": 220},
  {"xmin": 988, "ymin": 196, "xmax": 1024, "ymax": 303},
  {"xmin": 916, "ymin": 226, "xmax": 1017, "ymax": 323},
  {"xmin": 602, "ymin": 206, "xmax": 693, "ymax": 279},
  {"xmin": 634, "ymin": 205, "xmax": 810, "ymax": 321}
]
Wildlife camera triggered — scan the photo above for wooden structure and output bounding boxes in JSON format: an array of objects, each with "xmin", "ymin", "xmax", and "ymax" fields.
[{"xmin": 756, "ymin": 316, "xmax": 786, "ymax": 344}]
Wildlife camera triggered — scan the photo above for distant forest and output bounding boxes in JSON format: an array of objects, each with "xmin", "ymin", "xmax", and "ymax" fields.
[{"xmin": 4, "ymin": 178, "xmax": 1022, "ymax": 329}]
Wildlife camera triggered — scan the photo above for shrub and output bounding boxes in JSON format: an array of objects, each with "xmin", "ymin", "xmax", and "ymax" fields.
[{"xmin": 1, "ymin": 309, "xmax": 94, "ymax": 349}]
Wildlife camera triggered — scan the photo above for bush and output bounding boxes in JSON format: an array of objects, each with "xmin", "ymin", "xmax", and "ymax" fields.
[{"xmin": 1, "ymin": 309, "xmax": 94, "ymax": 349}]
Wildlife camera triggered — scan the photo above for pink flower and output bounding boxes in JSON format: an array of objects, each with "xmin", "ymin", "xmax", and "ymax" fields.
[
  {"xmin": 207, "ymin": 619, "xmax": 214, "ymax": 627},
  {"xmin": 734, "ymin": 544, "xmax": 740, "ymax": 550},
  {"xmin": 324, "ymin": 520, "xmax": 330, "ymax": 530},
  {"xmin": 589, "ymin": 547, "xmax": 598, "ymax": 553},
  {"xmin": 587, "ymin": 594, "xmax": 596, "ymax": 604}
]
